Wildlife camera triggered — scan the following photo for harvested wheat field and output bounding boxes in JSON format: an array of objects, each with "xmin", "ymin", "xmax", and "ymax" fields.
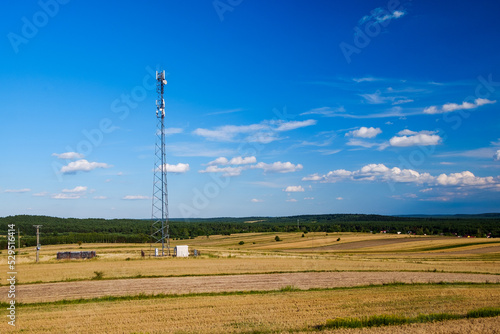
[
  {"xmin": 1, "ymin": 284, "xmax": 499, "ymax": 333},
  {"xmin": 1, "ymin": 232, "xmax": 499, "ymax": 333},
  {"xmin": 3, "ymin": 271, "xmax": 499, "ymax": 303}
]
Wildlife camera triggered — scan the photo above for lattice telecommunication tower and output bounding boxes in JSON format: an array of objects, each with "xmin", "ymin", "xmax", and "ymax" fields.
[{"xmin": 150, "ymin": 70, "xmax": 169, "ymax": 256}]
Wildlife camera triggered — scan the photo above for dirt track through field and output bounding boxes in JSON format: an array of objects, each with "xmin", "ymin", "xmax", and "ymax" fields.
[{"xmin": 5, "ymin": 271, "xmax": 500, "ymax": 303}]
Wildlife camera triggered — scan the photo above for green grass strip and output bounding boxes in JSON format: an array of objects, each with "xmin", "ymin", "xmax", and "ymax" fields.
[{"xmin": 315, "ymin": 307, "xmax": 500, "ymax": 330}]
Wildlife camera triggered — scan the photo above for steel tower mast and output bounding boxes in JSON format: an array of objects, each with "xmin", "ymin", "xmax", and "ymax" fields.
[{"xmin": 150, "ymin": 70, "xmax": 169, "ymax": 256}]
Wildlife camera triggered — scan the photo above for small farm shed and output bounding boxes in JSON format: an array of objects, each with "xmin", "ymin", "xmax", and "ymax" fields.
[
  {"xmin": 174, "ymin": 245, "xmax": 189, "ymax": 257},
  {"xmin": 57, "ymin": 251, "xmax": 96, "ymax": 260}
]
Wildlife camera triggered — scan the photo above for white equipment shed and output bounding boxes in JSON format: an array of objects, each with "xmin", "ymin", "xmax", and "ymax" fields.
[{"xmin": 174, "ymin": 245, "xmax": 189, "ymax": 257}]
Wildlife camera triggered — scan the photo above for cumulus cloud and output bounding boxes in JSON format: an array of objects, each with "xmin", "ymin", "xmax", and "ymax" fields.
[
  {"xmin": 303, "ymin": 163, "xmax": 500, "ymax": 189},
  {"xmin": 52, "ymin": 152, "xmax": 84, "ymax": 159},
  {"xmin": 303, "ymin": 163, "xmax": 434, "ymax": 184},
  {"xmin": 436, "ymin": 171, "xmax": 496, "ymax": 186},
  {"xmin": 157, "ymin": 163, "xmax": 190, "ymax": 173},
  {"xmin": 423, "ymin": 98, "xmax": 496, "ymax": 114},
  {"xmin": 390, "ymin": 130, "xmax": 441, "ymax": 147},
  {"xmin": 60, "ymin": 159, "xmax": 112, "ymax": 174},
  {"xmin": 122, "ymin": 195, "xmax": 149, "ymax": 200},
  {"xmin": 284, "ymin": 186, "xmax": 305, "ymax": 192},
  {"xmin": 251, "ymin": 198, "xmax": 263, "ymax": 203},
  {"xmin": 494, "ymin": 150, "xmax": 500, "ymax": 161},
  {"xmin": 346, "ymin": 127, "xmax": 382, "ymax": 138},
  {"xmin": 4, "ymin": 188, "xmax": 31, "ymax": 193}
]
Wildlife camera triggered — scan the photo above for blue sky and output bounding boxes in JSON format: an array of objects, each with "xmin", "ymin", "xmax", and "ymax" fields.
[{"xmin": 1, "ymin": 0, "xmax": 499, "ymax": 219}]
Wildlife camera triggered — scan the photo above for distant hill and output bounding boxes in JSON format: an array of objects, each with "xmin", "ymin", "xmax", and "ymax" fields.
[{"xmin": 396, "ymin": 213, "xmax": 500, "ymax": 219}]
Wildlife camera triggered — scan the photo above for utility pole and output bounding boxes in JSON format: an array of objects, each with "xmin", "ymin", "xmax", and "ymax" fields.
[{"xmin": 33, "ymin": 225, "xmax": 42, "ymax": 263}]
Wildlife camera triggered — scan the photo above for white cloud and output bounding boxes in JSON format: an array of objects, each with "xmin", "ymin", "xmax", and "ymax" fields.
[
  {"xmin": 62, "ymin": 186, "xmax": 87, "ymax": 193},
  {"xmin": 303, "ymin": 164, "xmax": 500, "ymax": 189},
  {"xmin": 346, "ymin": 127, "xmax": 382, "ymax": 138},
  {"xmin": 162, "ymin": 128, "xmax": 183, "ymax": 135},
  {"xmin": 436, "ymin": 171, "xmax": 496, "ymax": 186},
  {"xmin": 302, "ymin": 173, "xmax": 323, "ymax": 181},
  {"xmin": 251, "ymin": 198, "xmax": 263, "ymax": 203},
  {"xmin": 60, "ymin": 159, "xmax": 112, "ymax": 174},
  {"xmin": 157, "ymin": 163, "xmax": 190, "ymax": 173},
  {"xmin": 200, "ymin": 165, "xmax": 244, "ymax": 177},
  {"xmin": 397, "ymin": 129, "xmax": 417, "ymax": 136},
  {"xmin": 286, "ymin": 198, "xmax": 298, "ymax": 202},
  {"xmin": 423, "ymin": 98, "xmax": 496, "ymax": 114},
  {"xmin": 352, "ymin": 77, "xmax": 379, "ymax": 83},
  {"xmin": 275, "ymin": 119, "xmax": 317, "ymax": 131},
  {"xmin": 93, "ymin": 196, "xmax": 107, "ymax": 200},
  {"xmin": 207, "ymin": 157, "xmax": 229, "ymax": 165},
  {"xmin": 303, "ymin": 163, "xmax": 434, "ymax": 184},
  {"xmin": 4, "ymin": 188, "xmax": 31, "ymax": 193},
  {"xmin": 52, "ymin": 152, "xmax": 84, "ymax": 159},
  {"xmin": 254, "ymin": 161, "xmax": 303, "ymax": 173},
  {"xmin": 346, "ymin": 139, "xmax": 380, "ymax": 148},
  {"xmin": 300, "ymin": 106, "xmax": 346, "ymax": 117},
  {"xmin": 32, "ymin": 192, "xmax": 48, "ymax": 197},
  {"xmin": 360, "ymin": 91, "xmax": 387, "ymax": 104},
  {"xmin": 336, "ymin": 197, "xmax": 344, "ymax": 200},
  {"xmin": 201, "ymin": 158, "xmax": 302, "ymax": 176},
  {"xmin": 284, "ymin": 186, "xmax": 305, "ymax": 192},
  {"xmin": 123, "ymin": 195, "xmax": 149, "ymax": 200},
  {"xmin": 304, "ymin": 197, "xmax": 314, "ymax": 200},
  {"xmin": 390, "ymin": 131, "xmax": 441, "ymax": 147},
  {"xmin": 193, "ymin": 119, "xmax": 316, "ymax": 143},
  {"xmin": 52, "ymin": 193, "xmax": 80, "ymax": 199},
  {"xmin": 393, "ymin": 99, "xmax": 413, "ymax": 105},
  {"xmin": 360, "ymin": 8, "xmax": 406, "ymax": 25},
  {"xmin": 229, "ymin": 156, "xmax": 257, "ymax": 165},
  {"xmin": 494, "ymin": 150, "xmax": 500, "ymax": 161}
]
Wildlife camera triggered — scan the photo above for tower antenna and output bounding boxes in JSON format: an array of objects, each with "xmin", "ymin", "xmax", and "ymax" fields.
[{"xmin": 150, "ymin": 70, "xmax": 169, "ymax": 256}]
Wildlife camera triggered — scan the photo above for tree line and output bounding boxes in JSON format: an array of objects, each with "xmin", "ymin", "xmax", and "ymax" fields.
[{"xmin": 0, "ymin": 214, "xmax": 498, "ymax": 248}]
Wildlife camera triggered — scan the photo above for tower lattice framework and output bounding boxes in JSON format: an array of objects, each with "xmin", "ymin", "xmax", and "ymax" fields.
[{"xmin": 150, "ymin": 70, "xmax": 169, "ymax": 256}]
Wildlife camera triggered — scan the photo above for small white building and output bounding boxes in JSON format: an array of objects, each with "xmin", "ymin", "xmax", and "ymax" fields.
[{"xmin": 174, "ymin": 245, "xmax": 189, "ymax": 257}]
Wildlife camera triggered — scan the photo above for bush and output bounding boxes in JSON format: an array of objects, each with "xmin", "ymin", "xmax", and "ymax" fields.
[
  {"xmin": 92, "ymin": 271, "xmax": 104, "ymax": 280},
  {"xmin": 301, "ymin": 234, "xmax": 305, "ymax": 237},
  {"xmin": 238, "ymin": 241, "xmax": 245, "ymax": 245},
  {"xmin": 275, "ymin": 236, "xmax": 281, "ymax": 242},
  {"xmin": 337, "ymin": 238, "xmax": 341, "ymax": 241}
]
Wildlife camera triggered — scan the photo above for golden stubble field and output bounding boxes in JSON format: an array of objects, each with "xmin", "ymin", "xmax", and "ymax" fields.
[{"xmin": 0, "ymin": 232, "xmax": 499, "ymax": 333}]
